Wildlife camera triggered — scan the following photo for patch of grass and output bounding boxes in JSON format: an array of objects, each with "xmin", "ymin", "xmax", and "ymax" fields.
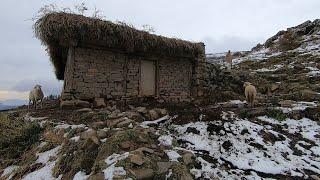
[
  {"xmin": 170, "ymin": 164, "xmax": 191, "ymax": 179},
  {"xmin": 239, "ymin": 110, "xmax": 250, "ymax": 119},
  {"xmin": 0, "ymin": 113, "xmax": 43, "ymax": 168},
  {"xmin": 267, "ymin": 109, "xmax": 287, "ymax": 121}
]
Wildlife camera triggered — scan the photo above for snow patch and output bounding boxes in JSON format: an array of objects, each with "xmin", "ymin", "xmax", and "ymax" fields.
[
  {"xmin": 158, "ymin": 135, "xmax": 173, "ymax": 147},
  {"xmin": 73, "ymin": 171, "xmax": 89, "ymax": 180},
  {"xmin": 165, "ymin": 150, "xmax": 181, "ymax": 162}
]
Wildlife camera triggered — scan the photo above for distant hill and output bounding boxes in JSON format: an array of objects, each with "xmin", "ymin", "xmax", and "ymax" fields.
[
  {"xmin": 207, "ymin": 19, "xmax": 320, "ymax": 65},
  {"xmin": 0, "ymin": 99, "xmax": 28, "ymax": 111},
  {"xmin": 252, "ymin": 19, "xmax": 320, "ymax": 53}
]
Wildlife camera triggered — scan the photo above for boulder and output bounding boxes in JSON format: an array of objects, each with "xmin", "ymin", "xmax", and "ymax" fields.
[
  {"xmin": 130, "ymin": 154, "xmax": 144, "ymax": 166},
  {"xmin": 182, "ymin": 153, "xmax": 194, "ymax": 165},
  {"xmin": 120, "ymin": 141, "xmax": 134, "ymax": 150},
  {"xmin": 74, "ymin": 100, "xmax": 91, "ymax": 108},
  {"xmin": 80, "ymin": 129, "xmax": 100, "ymax": 145},
  {"xmin": 60, "ymin": 100, "xmax": 74, "ymax": 109},
  {"xmin": 129, "ymin": 168, "xmax": 154, "ymax": 179},
  {"xmin": 106, "ymin": 118, "xmax": 124, "ymax": 127},
  {"xmin": 155, "ymin": 108, "xmax": 168, "ymax": 116},
  {"xmin": 157, "ymin": 162, "xmax": 177, "ymax": 174},
  {"xmin": 117, "ymin": 118, "xmax": 134, "ymax": 128},
  {"xmin": 299, "ymin": 90, "xmax": 320, "ymax": 101},
  {"xmin": 92, "ymin": 121, "xmax": 106, "ymax": 129},
  {"xmin": 126, "ymin": 111, "xmax": 144, "ymax": 122},
  {"xmin": 108, "ymin": 110, "xmax": 122, "ymax": 119},
  {"xmin": 270, "ymin": 84, "xmax": 279, "ymax": 92},
  {"xmin": 136, "ymin": 107, "xmax": 147, "ymax": 114},
  {"xmin": 97, "ymin": 130, "xmax": 108, "ymax": 139},
  {"xmin": 94, "ymin": 98, "xmax": 106, "ymax": 108},
  {"xmin": 311, "ymin": 175, "xmax": 320, "ymax": 180},
  {"xmin": 148, "ymin": 109, "xmax": 159, "ymax": 120}
]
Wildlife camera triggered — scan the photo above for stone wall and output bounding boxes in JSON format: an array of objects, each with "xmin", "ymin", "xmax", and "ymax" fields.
[
  {"xmin": 199, "ymin": 62, "xmax": 246, "ymax": 102},
  {"xmin": 158, "ymin": 59, "xmax": 193, "ymax": 101},
  {"xmin": 62, "ymin": 47, "xmax": 196, "ymax": 101}
]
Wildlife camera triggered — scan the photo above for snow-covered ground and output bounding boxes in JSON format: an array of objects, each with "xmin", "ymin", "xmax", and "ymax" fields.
[
  {"xmin": 1, "ymin": 102, "xmax": 319, "ymax": 179},
  {"xmin": 232, "ymin": 48, "xmax": 282, "ymax": 65},
  {"xmin": 164, "ymin": 110, "xmax": 320, "ymax": 179}
]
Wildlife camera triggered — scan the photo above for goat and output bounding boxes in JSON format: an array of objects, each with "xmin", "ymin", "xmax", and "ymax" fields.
[
  {"xmin": 28, "ymin": 85, "xmax": 44, "ymax": 109},
  {"xmin": 243, "ymin": 82, "xmax": 257, "ymax": 107}
]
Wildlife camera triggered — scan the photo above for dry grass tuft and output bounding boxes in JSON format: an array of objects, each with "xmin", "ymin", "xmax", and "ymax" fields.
[{"xmin": 0, "ymin": 113, "xmax": 42, "ymax": 168}]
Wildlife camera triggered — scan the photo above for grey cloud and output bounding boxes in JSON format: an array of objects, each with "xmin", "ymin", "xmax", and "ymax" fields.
[
  {"xmin": 203, "ymin": 36, "xmax": 263, "ymax": 53},
  {"xmin": 11, "ymin": 78, "xmax": 63, "ymax": 96}
]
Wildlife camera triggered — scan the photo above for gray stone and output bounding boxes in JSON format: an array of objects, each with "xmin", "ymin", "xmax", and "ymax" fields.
[
  {"xmin": 60, "ymin": 100, "xmax": 74, "ymax": 109},
  {"xmin": 117, "ymin": 118, "xmax": 133, "ymax": 128},
  {"xmin": 80, "ymin": 129, "xmax": 100, "ymax": 145},
  {"xmin": 311, "ymin": 175, "xmax": 320, "ymax": 180},
  {"xmin": 129, "ymin": 168, "xmax": 154, "ymax": 179},
  {"xmin": 97, "ymin": 130, "xmax": 108, "ymax": 139},
  {"xmin": 136, "ymin": 107, "xmax": 147, "ymax": 114},
  {"xmin": 157, "ymin": 162, "xmax": 177, "ymax": 174},
  {"xmin": 130, "ymin": 154, "xmax": 144, "ymax": 166},
  {"xmin": 148, "ymin": 109, "xmax": 159, "ymax": 120},
  {"xmin": 77, "ymin": 108, "xmax": 93, "ymax": 113},
  {"xmin": 94, "ymin": 97, "xmax": 106, "ymax": 108},
  {"xmin": 155, "ymin": 108, "xmax": 168, "ymax": 116},
  {"xmin": 74, "ymin": 100, "xmax": 91, "ymax": 108},
  {"xmin": 92, "ymin": 121, "xmax": 106, "ymax": 129},
  {"xmin": 135, "ymin": 147, "xmax": 155, "ymax": 154},
  {"xmin": 182, "ymin": 153, "xmax": 194, "ymax": 165},
  {"xmin": 106, "ymin": 118, "xmax": 124, "ymax": 127}
]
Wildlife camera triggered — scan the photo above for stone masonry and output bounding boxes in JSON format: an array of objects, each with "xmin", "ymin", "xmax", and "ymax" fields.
[{"xmin": 62, "ymin": 47, "xmax": 200, "ymax": 102}]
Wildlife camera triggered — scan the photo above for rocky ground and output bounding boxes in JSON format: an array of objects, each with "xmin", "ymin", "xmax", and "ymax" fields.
[{"xmin": 0, "ymin": 95, "xmax": 319, "ymax": 180}]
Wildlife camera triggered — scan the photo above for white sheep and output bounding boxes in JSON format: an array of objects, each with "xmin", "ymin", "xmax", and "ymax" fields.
[
  {"xmin": 243, "ymin": 82, "xmax": 257, "ymax": 107},
  {"xmin": 28, "ymin": 85, "xmax": 44, "ymax": 109}
]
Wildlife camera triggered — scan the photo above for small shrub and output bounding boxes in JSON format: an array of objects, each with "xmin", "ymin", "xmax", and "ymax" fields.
[
  {"xmin": 267, "ymin": 109, "xmax": 287, "ymax": 121},
  {"xmin": 0, "ymin": 113, "xmax": 42, "ymax": 167},
  {"xmin": 239, "ymin": 110, "xmax": 249, "ymax": 119}
]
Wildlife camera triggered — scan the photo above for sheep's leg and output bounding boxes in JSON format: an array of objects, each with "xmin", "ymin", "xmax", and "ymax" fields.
[{"xmin": 248, "ymin": 94, "xmax": 253, "ymax": 108}]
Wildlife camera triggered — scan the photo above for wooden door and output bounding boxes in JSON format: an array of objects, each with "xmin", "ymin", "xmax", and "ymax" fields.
[{"xmin": 140, "ymin": 60, "xmax": 156, "ymax": 96}]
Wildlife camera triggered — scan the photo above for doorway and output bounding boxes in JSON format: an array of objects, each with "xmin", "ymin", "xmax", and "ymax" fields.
[{"xmin": 140, "ymin": 60, "xmax": 156, "ymax": 96}]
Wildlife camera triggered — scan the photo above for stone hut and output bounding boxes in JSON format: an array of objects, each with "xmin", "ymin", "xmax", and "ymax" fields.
[{"xmin": 35, "ymin": 13, "xmax": 206, "ymax": 102}]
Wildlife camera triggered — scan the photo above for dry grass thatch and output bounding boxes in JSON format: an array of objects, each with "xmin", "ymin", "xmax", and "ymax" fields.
[{"xmin": 34, "ymin": 12, "xmax": 205, "ymax": 80}]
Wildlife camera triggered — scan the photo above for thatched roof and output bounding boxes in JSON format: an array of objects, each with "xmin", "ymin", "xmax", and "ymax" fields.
[{"xmin": 34, "ymin": 13, "xmax": 205, "ymax": 80}]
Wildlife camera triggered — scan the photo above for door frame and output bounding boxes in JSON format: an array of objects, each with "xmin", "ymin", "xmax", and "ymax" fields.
[{"xmin": 139, "ymin": 59, "xmax": 158, "ymax": 97}]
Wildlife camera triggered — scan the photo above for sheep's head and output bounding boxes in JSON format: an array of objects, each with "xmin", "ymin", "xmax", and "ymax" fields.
[
  {"xmin": 34, "ymin": 84, "xmax": 42, "ymax": 89},
  {"xmin": 243, "ymin": 82, "xmax": 251, "ymax": 88}
]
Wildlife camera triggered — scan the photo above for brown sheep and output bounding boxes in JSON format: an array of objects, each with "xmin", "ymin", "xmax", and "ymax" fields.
[
  {"xmin": 225, "ymin": 50, "xmax": 233, "ymax": 70},
  {"xmin": 243, "ymin": 82, "xmax": 257, "ymax": 107}
]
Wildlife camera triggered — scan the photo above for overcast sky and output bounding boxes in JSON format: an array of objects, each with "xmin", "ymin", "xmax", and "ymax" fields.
[{"xmin": 0, "ymin": 0, "xmax": 320, "ymax": 100}]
